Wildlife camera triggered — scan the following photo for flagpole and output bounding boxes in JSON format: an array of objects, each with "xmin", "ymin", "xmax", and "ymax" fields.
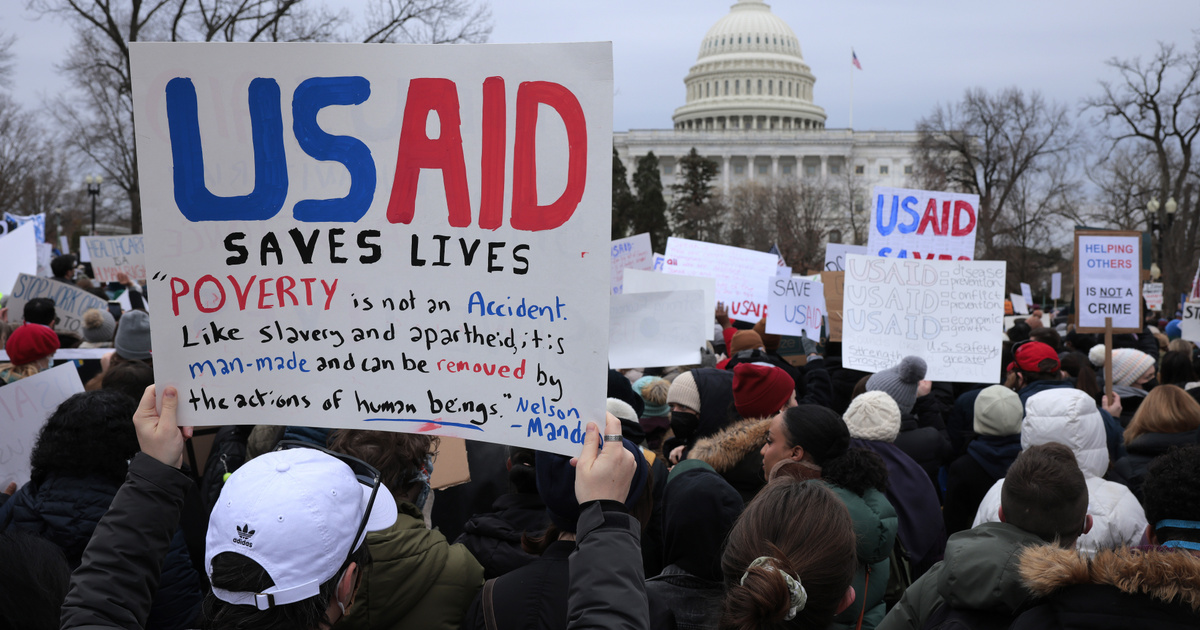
[{"xmin": 849, "ymin": 47, "xmax": 854, "ymax": 131}]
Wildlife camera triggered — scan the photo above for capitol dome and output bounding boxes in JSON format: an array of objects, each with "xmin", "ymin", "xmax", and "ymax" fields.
[{"xmin": 672, "ymin": 0, "xmax": 827, "ymax": 132}]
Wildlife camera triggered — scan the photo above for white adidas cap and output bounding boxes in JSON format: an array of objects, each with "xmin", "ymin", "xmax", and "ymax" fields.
[{"xmin": 205, "ymin": 447, "xmax": 397, "ymax": 610}]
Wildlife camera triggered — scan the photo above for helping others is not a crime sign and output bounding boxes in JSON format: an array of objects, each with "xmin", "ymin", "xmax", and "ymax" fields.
[{"xmin": 1074, "ymin": 231, "xmax": 1141, "ymax": 333}]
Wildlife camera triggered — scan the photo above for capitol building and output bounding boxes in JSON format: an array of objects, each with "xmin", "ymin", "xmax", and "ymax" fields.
[{"xmin": 614, "ymin": 0, "xmax": 916, "ymax": 207}]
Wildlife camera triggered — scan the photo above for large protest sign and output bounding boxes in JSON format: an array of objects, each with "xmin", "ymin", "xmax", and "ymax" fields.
[
  {"xmin": 842, "ymin": 254, "xmax": 1005, "ymax": 383},
  {"xmin": 1074, "ymin": 231, "xmax": 1141, "ymax": 333},
  {"xmin": 0, "ymin": 363, "xmax": 85, "ymax": 487},
  {"xmin": 820, "ymin": 271, "xmax": 845, "ymax": 341},
  {"xmin": 130, "ymin": 42, "xmax": 613, "ymax": 457},
  {"xmin": 610, "ymin": 233, "xmax": 652, "ymax": 294},
  {"xmin": 766, "ymin": 276, "xmax": 825, "ymax": 338},
  {"xmin": 7, "ymin": 273, "xmax": 109, "ymax": 335},
  {"xmin": 824, "ymin": 243, "xmax": 869, "ymax": 272},
  {"xmin": 868, "ymin": 187, "xmax": 979, "ymax": 261},
  {"xmin": 1182, "ymin": 302, "xmax": 1200, "ymax": 344},
  {"xmin": 662, "ymin": 237, "xmax": 779, "ymax": 322},
  {"xmin": 609, "ymin": 290, "xmax": 706, "ymax": 369},
  {"xmin": 622, "ymin": 268, "xmax": 715, "ymax": 342},
  {"xmin": 83, "ymin": 235, "xmax": 147, "ymax": 282},
  {"xmin": 0, "ymin": 222, "xmax": 38, "ymax": 295}
]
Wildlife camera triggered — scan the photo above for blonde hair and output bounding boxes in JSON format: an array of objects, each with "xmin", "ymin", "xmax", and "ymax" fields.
[
  {"xmin": 1167, "ymin": 339, "xmax": 1194, "ymax": 355},
  {"xmin": 1124, "ymin": 385, "xmax": 1200, "ymax": 444}
]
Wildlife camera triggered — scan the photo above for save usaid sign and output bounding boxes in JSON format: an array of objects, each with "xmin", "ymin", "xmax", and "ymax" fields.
[{"xmin": 868, "ymin": 186, "xmax": 979, "ymax": 260}]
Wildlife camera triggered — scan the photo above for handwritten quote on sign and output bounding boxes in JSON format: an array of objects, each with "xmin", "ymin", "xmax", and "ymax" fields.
[
  {"xmin": 842, "ymin": 254, "xmax": 1005, "ymax": 383},
  {"xmin": 130, "ymin": 42, "xmax": 613, "ymax": 456}
]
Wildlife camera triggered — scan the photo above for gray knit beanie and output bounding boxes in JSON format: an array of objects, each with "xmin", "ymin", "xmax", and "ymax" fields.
[
  {"xmin": 82, "ymin": 308, "xmax": 116, "ymax": 343},
  {"xmin": 866, "ymin": 356, "xmax": 926, "ymax": 415},
  {"xmin": 114, "ymin": 310, "xmax": 152, "ymax": 360}
]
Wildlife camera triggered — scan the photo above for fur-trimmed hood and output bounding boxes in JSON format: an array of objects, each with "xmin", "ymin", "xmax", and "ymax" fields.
[
  {"xmin": 687, "ymin": 416, "xmax": 770, "ymax": 473},
  {"xmin": 1019, "ymin": 545, "xmax": 1200, "ymax": 611}
]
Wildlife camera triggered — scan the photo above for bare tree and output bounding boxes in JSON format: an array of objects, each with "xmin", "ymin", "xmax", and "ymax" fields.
[
  {"xmin": 0, "ymin": 93, "xmax": 43, "ymax": 216},
  {"xmin": 1085, "ymin": 38, "xmax": 1200, "ymax": 314},
  {"xmin": 722, "ymin": 178, "xmax": 834, "ymax": 272}
]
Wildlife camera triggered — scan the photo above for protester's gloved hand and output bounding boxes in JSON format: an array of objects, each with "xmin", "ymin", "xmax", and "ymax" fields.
[
  {"xmin": 571, "ymin": 412, "xmax": 636, "ymax": 504},
  {"xmin": 133, "ymin": 385, "xmax": 193, "ymax": 469}
]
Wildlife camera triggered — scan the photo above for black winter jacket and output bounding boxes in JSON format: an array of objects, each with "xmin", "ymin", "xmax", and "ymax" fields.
[
  {"xmin": 1108, "ymin": 429, "xmax": 1200, "ymax": 500},
  {"xmin": 456, "ymin": 492, "xmax": 548, "ymax": 579}
]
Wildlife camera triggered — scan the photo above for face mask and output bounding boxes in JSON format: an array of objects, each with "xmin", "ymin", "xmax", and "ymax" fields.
[
  {"xmin": 1142, "ymin": 378, "xmax": 1158, "ymax": 391},
  {"xmin": 411, "ymin": 454, "xmax": 434, "ymax": 510},
  {"xmin": 670, "ymin": 410, "xmax": 700, "ymax": 440}
]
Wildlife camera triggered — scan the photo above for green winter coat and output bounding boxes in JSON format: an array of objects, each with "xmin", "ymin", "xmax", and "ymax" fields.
[
  {"xmin": 877, "ymin": 521, "xmax": 1048, "ymax": 630},
  {"xmin": 337, "ymin": 501, "xmax": 484, "ymax": 630},
  {"xmin": 830, "ymin": 485, "xmax": 898, "ymax": 630}
]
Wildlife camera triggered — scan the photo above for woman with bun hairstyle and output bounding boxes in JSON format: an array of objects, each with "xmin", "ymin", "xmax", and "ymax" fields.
[
  {"xmin": 761, "ymin": 405, "xmax": 897, "ymax": 630},
  {"xmin": 721, "ymin": 479, "xmax": 859, "ymax": 630}
]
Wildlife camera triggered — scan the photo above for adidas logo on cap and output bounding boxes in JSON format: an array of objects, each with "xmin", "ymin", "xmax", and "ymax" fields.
[{"xmin": 233, "ymin": 523, "xmax": 256, "ymax": 548}]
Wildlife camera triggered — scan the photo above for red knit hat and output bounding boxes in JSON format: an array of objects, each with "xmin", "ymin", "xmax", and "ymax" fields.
[
  {"xmin": 733, "ymin": 363, "xmax": 794, "ymax": 419},
  {"xmin": 6, "ymin": 323, "xmax": 60, "ymax": 366}
]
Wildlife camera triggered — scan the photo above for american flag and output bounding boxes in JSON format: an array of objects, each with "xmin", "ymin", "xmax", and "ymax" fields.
[{"xmin": 852, "ymin": 49, "xmax": 862, "ymax": 70}]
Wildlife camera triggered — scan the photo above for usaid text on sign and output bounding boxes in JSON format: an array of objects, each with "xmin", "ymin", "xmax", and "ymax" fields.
[{"xmin": 870, "ymin": 187, "xmax": 978, "ymax": 260}]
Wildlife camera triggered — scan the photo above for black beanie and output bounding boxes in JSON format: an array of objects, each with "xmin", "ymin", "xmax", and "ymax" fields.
[{"xmin": 781, "ymin": 405, "xmax": 850, "ymax": 466}]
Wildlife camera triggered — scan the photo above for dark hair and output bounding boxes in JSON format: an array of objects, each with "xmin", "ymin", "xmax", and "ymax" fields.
[
  {"xmin": 50, "ymin": 255, "xmax": 75, "ymax": 278},
  {"xmin": 522, "ymin": 467, "xmax": 655, "ymax": 555},
  {"xmin": 721, "ymin": 480, "xmax": 856, "ymax": 630},
  {"xmin": 1029, "ymin": 327, "xmax": 1062, "ymax": 353},
  {"xmin": 23, "ymin": 297, "xmax": 56, "ymax": 326},
  {"xmin": 822, "ymin": 448, "xmax": 889, "ymax": 496},
  {"xmin": 1142, "ymin": 444, "xmax": 1200, "ymax": 545},
  {"xmin": 1059, "ymin": 352, "xmax": 1100, "ymax": 404},
  {"xmin": 204, "ymin": 545, "xmax": 369, "ymax": 630},
  {"xmin": 850, "ymin": 375, "xmax": 869, "ymax": 402},
  {"xmin": 30, "ymin": 390, "xmax": 139, "ymax": 485},
  {"xmin": 1000, "ymin": 443, "xmax": 1088, "ymax": 544},
  {"xmin": 779, "ymin": 405, "xmax": 850, "ymax": 467},
  {"xmin": 327, "ymin": 430, "xmax": 436, "ymax": 501},
  {"xmin": 0, "ymin": 531, "xmax": 71, "ymax": 630},
  {"xmin": 100, "ymin": 359, "xmax": 154, "ymax": 401},
  {"xmin": 509, "ymin": 447, "xmax": 537, "ymax": 494},
  {"xmin": 1158, "ymin": 350, "xmax": 1197, "ymax": 387},
  {"xmin": 1007, "ymin": 321, "xmax": 1032, "ymax": 343},
  {"xmin": 1064, "ymin": 331, "xmax": 1097, "ymax": 354}
]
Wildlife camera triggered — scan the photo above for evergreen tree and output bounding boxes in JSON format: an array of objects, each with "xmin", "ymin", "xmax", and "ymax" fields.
[
  {"xmin": 670, "ymin": 148, "xmax": 722, "ymax": 242},
  {"xmin": 611, "ymin": 148, "xmax": 634, "ymax": 239},
  {"xmin": 631, "ymin": 152, "xmax": 670, "ymax": 252}
]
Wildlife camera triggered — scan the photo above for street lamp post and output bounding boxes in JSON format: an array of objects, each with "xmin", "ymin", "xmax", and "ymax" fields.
[
  {"xmin": 1149, "ymin": 196, "xmax": 1178, "ymax": 282},
  {"xmin": 85, "ymin": 175, "xmax": 102, "ymax": 236}
]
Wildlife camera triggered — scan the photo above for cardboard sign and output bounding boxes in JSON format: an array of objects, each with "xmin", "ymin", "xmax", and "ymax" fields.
[
  {"xmin": 622, "ymin": 268, "xmax": 715, "ymax": 342},
  {"xmin": 130, "ymin": 42, "xmax": 613, "ymax": 457},
  {"xmin": 766, "ymin": 277, "xmax": 825, "ymax": 338},
  {"xmin": 1182, "ymin": 302, "xmax": 1200, "ymax": 344},
  {"xmin": 0, "ymin": 221, "xmax": 38, "ymax": 295},
  {"xmin": 610, "ymin": 233, "xmax": 653, "ymax": 295},
  {"xmin": 1010, "ymin": 293, "xmax": 1030, "ymax": 315},
  {"xmin": 663, "ymin": 237, "xmax": 779, "ymax": 322},
  {"xmin": 429, "ymin": 437, "xmax": 470, "ymax": 490},
  {"xmin": 1074, "ymin": 231, "xmax": 1141, "ymax": 333},
  {"xmin": 0, "ymin": 363, "xmax": 86, "ymax": 487},
  {"xmin": 868, "ymin": 187, "xmax": 979, "ymax": 261},
  {"xmin": 1143, "ymin": 282, "xmax": 1163, "ymax": 311},
  {"xmin": 609, "ymin": 290, "xmax": 706, "ymax": 369},
  {"xmin": 824, "ymin": 243, "xmax": 869, "ymax": 272},
  {"xmin": 83, "ymin": 235, "xmax": 147, "ymax": 282},
  {"xmin": 820, "ymin": 271, "xmax": 845, "ymax": 342},
  {"xmin": 1020, "ymin": 283, "xmax": 1034, "ymax": 308},
  {"xmin": 842, "ymin": 254, "xmax": 1005, "ymax": 383},
  {"xmin": 1051, "ymin": 272, "xmax": 1062, "ymax": 301},
  {"xmin": 6, "ymin": 273, "xmax": 109, "ymax": 336}
]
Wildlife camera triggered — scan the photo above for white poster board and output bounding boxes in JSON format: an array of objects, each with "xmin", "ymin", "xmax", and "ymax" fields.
[
  {"xmin": 1020, "ymin": 282, "xmax": 1034, "ymax": 308},
  {"xmin": 766, "ymin": 276, "xmax": 825, "ymax": 338},
  {"xmin": 842, "ymin": 254, "xmax": 1005, "ymax": 383},
  {"xmin": 1075, "ymin": 231, "xmax": 1141, "ymax": 333},
  {"xmin": 1143, "ymin": 282, "xmax": 1163, "ymax": 311},
  {"xmin": 59, "ymin": 235, "xmax": 70, "ymax": 254},
  {"xmin": 1010, "ymin": 293, "xmax": 1030, "ymax": 315},
  {"xmin": 1051, "ymin": 272, "xmax": 1062, "ymax": 301},
  {"xmin": 662, "ymin": 237, "xmax": 779, "ymax": 322},
  {"xmin": 652, "ymin": 253, "xmax": 665, "ymax": 271},
  {"xmin": 608, "ymin": 290, "xmax": 705, "ymax": 369},
  {"xmin": 6, "ymin": 273, "xmax": 110, "ymax": 335},
  {"xmin": 0, "ymin": 363, "xmax": 85, "ymax": 487},
  {"xmin": 1182, "ymin": 302, "xmax": 1200, "ymax": 344},
  {"xmin": 610, "ymin": 232, "xmax": 653, "ymax": 295},
  {"xmin": 0, "ymin": 221, "xmax": 38, "ymax": 295},
  {"xmin": 824, "ymin": 243, "xmax": 869, "ymax": 272},
  {"xmin": 868, "ymin": 186, "xmax": 979, "ymax": 260},
  {"xmin": 83, "ymin": 235, "xmax": 147, "ymax": 282},
  {"xmin": 130, "ymin": 41, "xmax": 613, "ymax": 456},
  {"xmin": 623, "ymin": 268, "xmax": 715, "ymax": 342}
]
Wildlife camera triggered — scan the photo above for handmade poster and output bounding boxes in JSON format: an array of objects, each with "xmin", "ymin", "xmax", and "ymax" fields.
[
  {"xmin": 1182, "ymin": 302, "xmax": 1200, "ymax": 345},
  {"xmin": 83, "ymin": 235, "xmax": 147, "ymax": 282},
  {"xmin": 662, "ymin": 237, "xmax": 779, "ymax": 322},
  {"xmin": 0, "ymin": 222, "xmax": 38, "ymax": 295},
  {"xmin": 652, "ymin": 253, "xmax": 665, "ymax": 271},
  {"xmin": 1051, "ymin": 272, "xmax": 1062, "ymax": 301},
  {"xmin": 1143, "ymin": 283, "xmax": 1163, "ymax": 311},
  {"xmin": 608, "ymin": 290, "xmax": 706, "ymax": 369},
  {"xmin": 842, "ymin": 254, "xmax": 1005, "ymax": 383},
  {"xmin": 130, "ymin": 41, "xmax": 613, "ymax": 457},
  {"xmin": 622, "ymin": 268, "xmax": 715, "ymax": 342},
  {"xmin": 1074, "ymin": 231, "xmax": 1141, "ymax": 333},
  {"xmin": 0, "ymin": 348, "xmax": 113, "ymax": 362},
  {"xmin": 6, "ymin": 273, "xmax": 109, "ymax": 335},
  {"xmin": 2, "ymin": 212, "xmax": 46, "ymax": 243},
  {"xmin": 868, "ymin": 186, "xmax": 979, "ymax": 260},
  {"xmin": 610, "ymin": 233, "xmax": 653, "ymax": 294},
  {"xmin": 78, "ymin": 238, "xmax": 90, "ymax": 262},
  {"xmin": 819, "ymin": 271, "xmax": 845, "ymax": 342},
  {"xmin": 766, "ymin": 276, "xmax": 825, "ymax": 338},
  {"xmin": 1010, "ymin": 293, "xmax": 1030, "ymax": 315},
  {"xmin": 824, "ymin": 243, "xmax": 869, "ymax": 272},
  {"xmin": 777, "ymin": 266, "xmax": 792, "ymax": 277},
  {"xmin": 0, "ymin": 363, "xmax": 85, "ymax": 487},
  {"xmin": 1020, "ymin": 283, "xmax": 1034, "ymax": 308},
  {"xmin": 37, "ymin": 243, "xmax": 53, "ymax": 278}
]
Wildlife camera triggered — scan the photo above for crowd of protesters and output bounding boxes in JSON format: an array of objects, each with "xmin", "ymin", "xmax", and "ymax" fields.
[{"xmin": 1, "ymin": 253, "xmax": 1199, "ymax": 629}]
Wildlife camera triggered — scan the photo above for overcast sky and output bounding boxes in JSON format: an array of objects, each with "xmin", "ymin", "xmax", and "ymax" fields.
[{"xmin": 3, "ymin": 0, "xmax": 1199, "ymax": 133}]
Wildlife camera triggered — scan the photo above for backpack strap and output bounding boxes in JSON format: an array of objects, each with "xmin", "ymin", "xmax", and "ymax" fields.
[
  {"xmin": 482, "ymin": 578, "xmax": 498, "ymax": 630},
  {"xmin": 856, "ymin": 564, "xmax": 871, "ymax": 630}
]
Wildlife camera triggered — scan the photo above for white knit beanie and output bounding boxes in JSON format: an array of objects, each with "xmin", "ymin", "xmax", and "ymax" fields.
[
  {"xmin": 843, "ymin": 391, "xmax": 902, "ymax": 442},
  {"xmin": 666, "ymin": 371, "xmax": 701, "ymax": 413},
  {"xmin": 1088, "ymin": 345, "xmax": 1156, "ymax": 388}
]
